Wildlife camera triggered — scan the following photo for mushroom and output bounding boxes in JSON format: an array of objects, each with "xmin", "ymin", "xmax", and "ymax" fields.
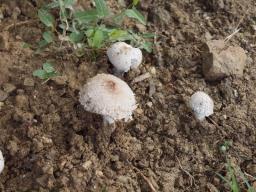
[
  {"xmin": 107, "ymin": 42, "xmax": 143, "ymax": 75},
  {"xmin": 0, "ymin": 150, "xmax": 4, "ymax": 174},
  {"xmin": 189, "ymin": 91, "xmax": 214, "ymax": 121},
  {"xmin": 79, "ymin": 74, "xmax": 137, "ymax": 124}
]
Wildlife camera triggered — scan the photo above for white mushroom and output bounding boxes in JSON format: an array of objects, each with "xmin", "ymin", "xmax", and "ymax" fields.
[
  {"xmin": 189, "ymin": 91, "xmax": 214, "ymax": 121},
  {"xmin": 107, "ymin": 42, "xmax": 143, "ymax": 74},
  {"xmin": 0, "ymin": 150, "xmax": 4, "ymax": 174},
  {"xmin": 79, "ymin": 74, "xmax": 137, "ymax": 124}
]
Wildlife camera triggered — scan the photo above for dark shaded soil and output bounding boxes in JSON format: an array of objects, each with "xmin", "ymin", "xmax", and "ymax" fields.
[{"xmin": 0, "ymin": 0, "xmax": 256, "ymax": 191}]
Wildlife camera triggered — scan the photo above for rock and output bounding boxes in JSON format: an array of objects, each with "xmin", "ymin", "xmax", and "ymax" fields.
[
  {"xmin": 202, "ymin": 40, "xmax": 247, "ymax": 81},
  {"xmin": 3, "ymin": 83, "xmax": 16, "ymax": 93},
  {"xmin": 135, "ymin": 23, "xmax": 147, "ymax": 33},
  {"xmin": 15, "ymin": 93, "xmax": 29, "ymax": 109},
  {"xmin": 52, "ymin": 76, "xmax": 67, "ymax": 85},
  {"xmin": 0, "ymin": 90, "xmax": 8, "ymax": 101},
  {"xmin": 24, "ymin": 78, "xmax": 35, "ymax": 87}
]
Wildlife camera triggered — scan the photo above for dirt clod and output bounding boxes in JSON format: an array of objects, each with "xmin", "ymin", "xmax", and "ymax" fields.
[{"xmin": 202, "ymin": 40, "xmax": 247, "ymax": 81}]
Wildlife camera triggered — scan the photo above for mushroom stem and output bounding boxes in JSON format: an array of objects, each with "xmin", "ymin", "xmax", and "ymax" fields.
[
  {"xmin": 103, "ymin": 115, "xmax": 116, "ymax": 134},
  {"xmin": 113, "ymin": 68, "xmax": 124, "ymax": 77},
  {"xmin": 103, "ymin": 115, "xmax": 115, "ymax": 125}
]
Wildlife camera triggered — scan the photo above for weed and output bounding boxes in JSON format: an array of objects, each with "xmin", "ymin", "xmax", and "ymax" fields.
[
  {"xmin": 37, "ymin": 0, "xmax": 154, "ymax": 53},
  {"xmin": 216, "ymin": 141, "xmax": 255, "ymax": 192},
  {"xmin": 33, "ymin": 62, "xmax": 59, "ymax": 81}
]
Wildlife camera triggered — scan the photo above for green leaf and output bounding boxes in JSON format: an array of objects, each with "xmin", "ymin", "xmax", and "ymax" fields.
[
  {"xmin": 227, "ymin": 161, "xmax": 240, "ymax": 192},
  {"xmin": 94, "ymin": 0, "xmax": 109, "ymax": 17},
  {"xmin": 63, "ymin": 0, "xmax": 75, "ymax": 7},
  {"xmin": 91, "ymin": 29, "xmax": 105, "ymax": 48},
  {"xmin": 108, "ymin": 29, "xmax": 132, "ymax": 41},
  {"xmin": 132, "ymin": 0, "xmax": 140, "ymax": 6},
  {"xmin": 125, "ymin": 7, "xmax": 146, "ymax": 25},
  {"xmin": 142, "ymin": 33, "xmax": 155, "ymax": 38},
  {"xmin": 113, "ymin": 11, "xmax": 126, "ymax": 25},
  {"xmin": 43, "ymin": 31, "xmax": 54, "ymax": 43},
  {"xmin": 74, "ymin": 10, "xmax": 99, "ymax": 23},
  {"xmin": 43, "ymin": 62, "xmax": 55, "ymax": 73},
  {"xmin": 140, "ymin": 42, "xmax": 153, "ymax": 53},
  {"xmin": 85, "ymin": 29, "xmax": 95, "ymax": 37},
  {"xmin": 33, "ymin": 69, "xmax": 48, "ymax": 79},
  {"xmin": 38, "ymin": 9, "xmax": 55, "ymax": 28},
  {"xmin": 45, "ymin": 1, "xmax": 59, "ymax": 9},
  {"xmin": 38, "ymin": 39, "xmax": 49, "ymax": 48},
  {"xmin": 22, "ymin": 42, "xmax": 31, "ymax": 48},
  {"xmin": 69, "ymin": 32, "xmax": 84, "ymax": 43},
  {"xmin": 46, "ymin": 71, "xmax": 58, "ymax": 78}
]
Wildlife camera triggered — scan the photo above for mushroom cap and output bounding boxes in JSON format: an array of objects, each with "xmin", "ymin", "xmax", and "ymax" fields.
[
  {"xmin": 189, "ymin": 91, "xmax": 214, "ymax": 121},
  {"xmin": 0, "ymin": 150, "xmax": 4, "ymax": 174},
  {"xmin": 107, "ymin": 42, "xmax": 143, "ymax": 73},
  {"xmin": 79, "ymin": 74, "xmax": 137, "ymax": 122}
]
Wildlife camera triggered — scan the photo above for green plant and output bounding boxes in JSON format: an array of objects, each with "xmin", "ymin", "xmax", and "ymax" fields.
[
  {"xmin": 33, "ymin": 62, "xmax": 59, "ymax": 81},
  {"xmin": 216, "ymin": 141, "xmax": 255, "ymax": 192},
  {"xmin": 37, "ymin": 0, "xmax": 153, "ymax": 53}
]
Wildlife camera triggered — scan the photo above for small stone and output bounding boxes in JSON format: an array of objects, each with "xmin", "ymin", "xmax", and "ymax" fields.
[
  {"xmin": 0, "ymin": 90, "xmax": 8, "ymax": 101},
  {"xmin": 150, "ymin": 67, "xmax": 156, "ymax": 75},
  {"xmin": 52, "ymin": 76, "xmax": 67, "ymax": 85},
  {"xmin": 146, "ymin": 102, "xmax": 153, "ymax": 107},
  {"xmin": 15, "ymin": 94, "xmax": 29, "ymax": 109},
  {"xmin": 24, "ymin": 78, "xmax": 35, "ymax": 87},
  {"xmin": 117, "ymin": 176, "xmax": 129, "ymax": 184},
  {"xmin": 0, "ymin": 102, "xmax": 4, "ymax": 110},
  {"xmin": 95, "ymin": 170, "xmax": 104, "ymax": 177},
  {"xmin": 7, "ymin": 140, "xmax": 18, "ymax": 155},
  {"xmin": 136, "ymin": 108, "xmax": 144, "ymax": 115},
  {"xmin": 202, "ymin": 40, "xmax": 247, "ymax": 81},
  {"xmin": 3, "ymin": 83, "xmax": 16, "ymax": 93},
  {"xmin": 82, "ymin": 161, "xmax": 92, "ymax": 170},
  {"xmin": 135, "ymin": 23, "xmax": 147, "ymax": 33}
]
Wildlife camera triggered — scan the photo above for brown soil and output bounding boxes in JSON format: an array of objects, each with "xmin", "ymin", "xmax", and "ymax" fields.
[{"xmin": 0, "ymin": 0, "xmax": 256, "ymax": 191}]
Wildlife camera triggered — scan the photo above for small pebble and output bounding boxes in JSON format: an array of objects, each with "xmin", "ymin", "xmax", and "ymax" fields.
[
  {"xmin": 3, "ymin": 83, "xmax": 16, "ymax": 93},
  {"xmin": 52, "ymin": 76, "xmax": 67, "ymax": 85},
  {"xmin": 24, "ymin": 78, "xmax": 35, "ymax": 87},
  {"xmin": 132, "ymin": 72, "xmax": 151, "ymax": 83},
  {"xmin": 0, "ymin": 90, "xmax": 8, "ymax": 101}
]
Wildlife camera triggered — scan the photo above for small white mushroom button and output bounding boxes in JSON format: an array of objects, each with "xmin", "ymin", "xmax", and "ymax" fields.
[
  {"xmin": 189, "ymin": 91, "xmax": 214, "ymax": 121},
  {"xmin": 107, "ymin": 42, "xmax": 142, "ymax": 74}
]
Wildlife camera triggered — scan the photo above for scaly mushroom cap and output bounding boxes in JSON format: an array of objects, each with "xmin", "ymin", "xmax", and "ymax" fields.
[
  {"xmin": 79, "ymin": 74, "xmax": 137, "ymax": 122},
  {"xmin": 107, "ymin": 42, "xmax": 143, "ymax": 73},
  {"xmin": 189, "ymin": 91, "xmax": 214, "ymax": 121}
]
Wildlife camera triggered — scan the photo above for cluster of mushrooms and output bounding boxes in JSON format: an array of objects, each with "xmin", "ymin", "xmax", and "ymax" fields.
[
  {"xmin": 79, "ymin": 42, "xmax": 214, "ymax": 124},
  {"xmin": 0, "ymin": 43, "xmax": 215, "ymax": 175}
]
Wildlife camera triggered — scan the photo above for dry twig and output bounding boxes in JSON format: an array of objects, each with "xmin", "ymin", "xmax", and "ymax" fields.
[
  {"xmin": 132, "ymin": 165, "xmax": 157, "ymax": 192},
  {"xmin": 176, "ymin": 156, "xmax": 196, "ymax": 187}
]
